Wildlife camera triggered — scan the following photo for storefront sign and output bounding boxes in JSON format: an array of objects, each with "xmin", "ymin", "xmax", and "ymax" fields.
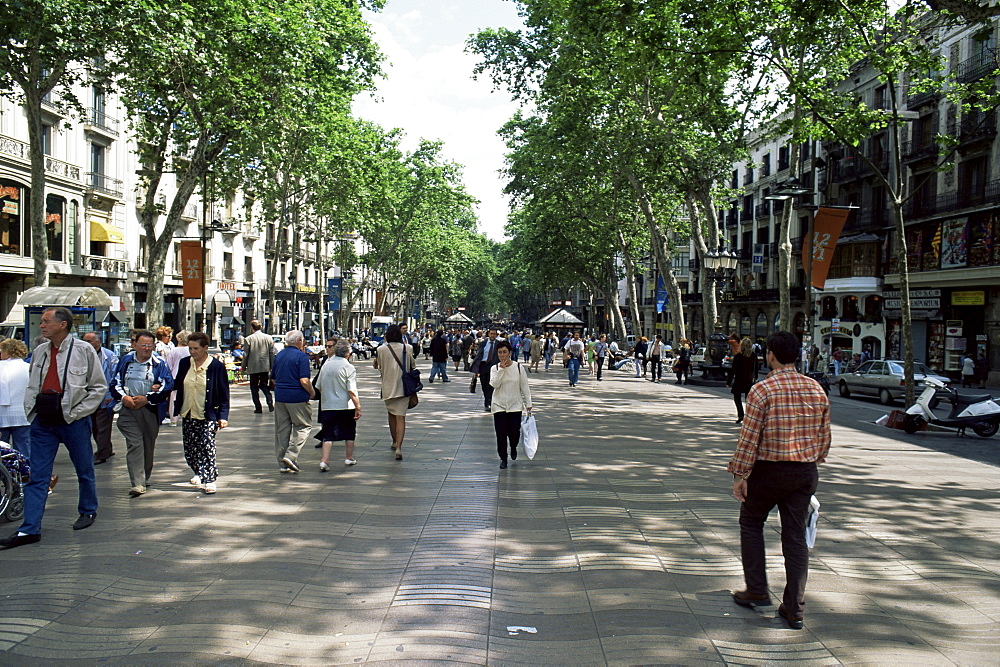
[
  {"xmin": 951, "ymin": 290, "xmax": 984, "ymax": 306},
  {"xmin": 179, "ymin": 241, "xmax": 203, "ymax": 299},
  {"xmin": 819, "ymin": 326, "xmax": 855, "ymax": 336},
  {"xmin": 805, "ymin": 207, "xmax": 852, "ymax": 289},
  {"xmin": 884, "ymin": 298, "xmax": 940, "ymax": 309}
]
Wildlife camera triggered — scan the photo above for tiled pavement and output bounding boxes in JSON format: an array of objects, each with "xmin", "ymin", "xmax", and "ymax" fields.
[{"xmin": 1, "ymin": 359, "xmax": 999, "ymax": 664}]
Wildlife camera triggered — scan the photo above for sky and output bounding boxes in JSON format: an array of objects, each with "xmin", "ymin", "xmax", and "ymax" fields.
[{"xmin": 352, "ymin": 0, "xmax": 528, "ymax": 241}]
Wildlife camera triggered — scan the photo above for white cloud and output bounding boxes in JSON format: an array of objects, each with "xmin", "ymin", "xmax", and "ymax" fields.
[{"xmin": 353, "ymin": 1, "xmax": 526, "ymax": 241}]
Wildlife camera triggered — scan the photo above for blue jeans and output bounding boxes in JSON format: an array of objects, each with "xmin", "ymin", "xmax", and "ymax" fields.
[
  {"xmin": 544, "ymin": 351, "xmax": 553, "ymax": 370},
  {"xmin": 0, "ymin": 424, "xmax": 32, "ymax": 457},
  {"xmin": 567, "ymin": 358, "xmax": 581, "ymax": 385},
  {"xmin": 21, "ymin": 418, "xmax": 98, "ymax": 534},
  {"xmin": 429, "ymin": 361, "xmax": 449, "ymax": 382}
]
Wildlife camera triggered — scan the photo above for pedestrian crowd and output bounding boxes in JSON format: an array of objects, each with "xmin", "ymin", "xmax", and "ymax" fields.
[{"xmin": 0, "ymin": 313, "xmax": 839, "ymax": 631}]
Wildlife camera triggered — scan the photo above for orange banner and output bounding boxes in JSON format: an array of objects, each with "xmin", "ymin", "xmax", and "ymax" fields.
[
  {"xmin": 804, "ymin": 207, "xmax": 852, "ymax": 290},
  {"xmin": 180, "ymin": 241, "xmax": 204, "ymax": 299}
]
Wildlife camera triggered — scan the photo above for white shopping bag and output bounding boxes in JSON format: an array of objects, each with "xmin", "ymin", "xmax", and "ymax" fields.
[
  {"xmin": 521, "ymin": 414, "xmax": 538, "ymax": 459},
  {"xmin": 805, "ymin": 495, "xmax": 820, "ymax": 549}
]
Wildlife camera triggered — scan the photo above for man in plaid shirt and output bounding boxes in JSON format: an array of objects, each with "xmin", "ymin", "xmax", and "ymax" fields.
[{"xmin": 728, "ymin": 331, "xmax": 831, "ymax": 630}]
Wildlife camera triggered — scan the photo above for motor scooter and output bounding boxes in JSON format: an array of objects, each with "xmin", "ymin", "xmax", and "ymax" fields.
[{"xmin": 903, "ymin": 377, "xmax": 1000, "ymax": 438}]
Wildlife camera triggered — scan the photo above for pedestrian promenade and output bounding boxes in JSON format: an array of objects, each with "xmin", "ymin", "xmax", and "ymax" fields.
[{"xmin": 2, "ymin": 360, "xmax": 998, "ymax": 664}]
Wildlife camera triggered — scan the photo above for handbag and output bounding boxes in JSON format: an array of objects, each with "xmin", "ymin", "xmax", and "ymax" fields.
[
  {"xmin": 387, "ymin": 342, "xmax": 423, "ymax": 397},
  {"xmin": 35, "ymin": 339, "xmax": 74, "ymax": 427}
]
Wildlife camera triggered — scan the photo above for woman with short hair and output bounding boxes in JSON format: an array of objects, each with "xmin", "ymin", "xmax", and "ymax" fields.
[
  {"xmin": 315, "ymin": 339, "xmax": 361, "ymax": 470},
  {"xmin": 373, "ymin": 324, "xmax": 414, "ymax": 460},
  {"xmin": 173, "ymin": 331, "xmax": 230, "ymax": 494},
  {"xmin": 0, "ymin": 337, "xmax": 31, "ymax": 456},
  {"xmin": 489, "ymin": 340, "xmax": 532, "ymax": 469}
]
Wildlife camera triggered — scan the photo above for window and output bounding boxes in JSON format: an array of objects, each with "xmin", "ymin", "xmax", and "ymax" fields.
[
  {"xmin": 0, "ymin": 179, "xmax": 30, "ymax": 257},
  {"xmin": 91, "ymin": 143, "xmax": 104, "ymax": 174},
  {"xmin": 864, "ymin": 295, "xmax": 882, "ymax": 321},
  {"xmin": 42, "ymin": 124, "xmax": 52, "ymax": 156},
  {"xmin": 244, "ymin": 256, "xmax": 253, "ymax": 282},
  {"xmin": 173, "ymin": 243, "xmax": 183, "ymax": 276},
  {"xmin": 45, "ymin": 194, "xmax": 64, "ymax": 261},
  {"xmin": 67, "ymin": 200, "xmax": 78, "ymax": 265},
  {"xmin": 960, "ymin": 155, "xmax": 988, "ymax": 206},
  {"xmin": 820, "ymin": 296, "xmax": 838, "ymax": 319},
  {"xmin": 842, "ymin": 296, "xmax": 860, "ymax": 321},
  {"xmin": 223, "ymin": 251, "xmax": 233, "ymax": 279},
  {"xmin": 731, "ymin": 170, "xmax": 738, "ymax": 189},
  {"xmin": 874, "ymin": 85, "xmax": 889, "ymax": 110},
  {"xmin": 138, "ymin": 235, "xmax": 149, "ymax": 270},
  {"xmin": 829, "ymin": 243, "xmax": 879, "ymax": 279},
  {"xmin": 777, "ymin": 145, "xmax": 790, "ymax": 171},
  {"xmin": 761, "ymin": 153, "xmax": 771, "ymax": 178}
]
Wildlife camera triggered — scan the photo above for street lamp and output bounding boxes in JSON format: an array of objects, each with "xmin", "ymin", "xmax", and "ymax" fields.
[{"xmin": 763, "ymin": 177, "xmax": 812, "ymax": 200}]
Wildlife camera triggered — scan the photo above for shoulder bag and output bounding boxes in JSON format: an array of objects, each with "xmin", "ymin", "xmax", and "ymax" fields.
[
  {"xmin": 387, "ymin": 342, "xmax": 422, "ymax": 408},
  {"xmin": 35, "ymin": 339, "xmax": 73, "ymax": 427}
]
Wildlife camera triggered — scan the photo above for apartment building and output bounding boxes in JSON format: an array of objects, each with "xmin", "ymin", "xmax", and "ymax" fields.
[
  {"xmin": 1, "ymin": 78, "xmax": 375, "ymax": 345},
  {"xmin": 700, "ymin": 18, "xmax": 999, "ymax": 380}
]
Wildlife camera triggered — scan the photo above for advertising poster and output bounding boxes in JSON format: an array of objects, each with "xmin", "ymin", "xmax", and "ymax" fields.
[{"xmin": 940, "ymin": 217, "xmax": 968, "ymax": 268}]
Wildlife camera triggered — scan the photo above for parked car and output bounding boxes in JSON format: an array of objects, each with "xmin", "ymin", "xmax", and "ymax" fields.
[{"xmin": 832, "ymin": 360, "xmax": 951, "ymax": 405}]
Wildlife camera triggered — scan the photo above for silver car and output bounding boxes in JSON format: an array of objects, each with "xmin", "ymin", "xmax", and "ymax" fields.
[{"xmin": 833, "ymin": 360, "xmax": 951, "ymax": 405}]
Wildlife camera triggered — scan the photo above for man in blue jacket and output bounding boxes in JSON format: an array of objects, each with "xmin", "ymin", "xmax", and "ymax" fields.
[{"xmin": 110, "ymin": 329, "xmax": 173, "ymax": 497}]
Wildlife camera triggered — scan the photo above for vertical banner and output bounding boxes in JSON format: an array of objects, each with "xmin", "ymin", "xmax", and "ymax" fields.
[
  {"xmin": 804, "ymin": 207, "xmax": 851, "ymax": 290},
  {"xmin": 655, "ymin": 275, "xmax": 668, "ymax": 313},
  {"xmin": 328, "ymin": 277, "xmax": 342, "ymax": 311},
  {"xmin": 180, "ymin": 240, "xmax": 203, "ymax": 298}
]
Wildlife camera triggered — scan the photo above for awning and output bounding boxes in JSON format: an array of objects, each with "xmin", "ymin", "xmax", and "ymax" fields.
[
  {"xmin": 443, "ymin": 312, "xmax": 474, "ymax": 324},
  {"xmin": 103, "ymin": 310, "xmax": 128, "ymax": 323},
  {"xmin": 90, "ymin": 219, "xmax": 125, "ymax": 244},
  {"xmin": 220, "ymin": 315, "xmax": 244, "ymax": 326}
]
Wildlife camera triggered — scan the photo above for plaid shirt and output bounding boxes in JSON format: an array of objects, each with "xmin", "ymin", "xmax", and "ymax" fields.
[{"xmin": 728, "ymin": 366, "xmax": 831, "ymax": 479}]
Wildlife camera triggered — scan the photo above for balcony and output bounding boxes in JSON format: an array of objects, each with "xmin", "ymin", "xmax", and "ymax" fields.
[
  {"xmin": 743, "ymin": 171, "xmax": 754, "ymax": 186},
  {"xmin": 84, "ymin": 107, "xmax": 120, "ymax": 138},
  {"xmin": 243, "ymin": 224, "xmax": 261, "ymax": 240},
  {"xmin": 45, "ymin": 155, "xmax": 81, "ymax": 182},
  {"xmin": 725, "ymin": 211, "xmax": 738, "ymax": 227},
  {"xmin": 180, "ymin": 204, "xmax": 199, "ymax": 221},
  {"xmin": 956, "ymin": 50, "xmax": 997, "ymax": 83},
  {"xmin": 959, "ymin": 110, "xmax": 997, "ymax": 145},
  {"xmin": 85, "ymin": 172, "xmax": 124, "ymax": 198},
  {"xmin": 901, "ymin": 139, "xmax": 938, "ymax": 164},
  {"xmin": 830, "ymin": 159, "xmax": 860, "ymax": 183},
  {"xmin": 906, "ymin": 85, "xmax": 938, "ymax": 109},
  {"xmin": 81, "ymin": 254, "xmax": 128, "ymax": 273},
  {"xmin": 740, "ymin": 208, "xmax": 753, "ymax": 222},
  {"xmin": 223, "ymin": 268, "xmax": 235, "ymax": 280},
  {"xmin": 754, "ymin": 203, "xmax": 771, "ymax": 219},
  {"xmin": 244, "ymin": 270, "xmax": 255, "ymax": 283}
]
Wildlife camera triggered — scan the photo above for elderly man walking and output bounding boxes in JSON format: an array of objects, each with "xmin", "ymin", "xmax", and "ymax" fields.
[
  {"xmin": 110, "ymin": 329, "xmax": 173, "ymax": 497},
  {"xmin": 272, "ymin": 330, "xmax": 315, "ymax": 473},
  {"xmin": 728, "ymin": 331, "xmax": 831, "ymax": 630},
  {"xmin": 1, "ymin": 307, "xmax": 107, "ymax": 549},
  {"xmin": 243, "ymin": 319, "xmax": 276, "ymax": 414}
]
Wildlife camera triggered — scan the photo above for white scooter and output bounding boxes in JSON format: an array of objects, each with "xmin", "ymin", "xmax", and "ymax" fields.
[{"xmin": 903, "ymin": 377, "xmax": 1000, "ymax": 438}]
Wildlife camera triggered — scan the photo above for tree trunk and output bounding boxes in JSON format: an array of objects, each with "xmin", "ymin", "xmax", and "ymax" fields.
[
  {"xmin": 687, "ymin": 193, "xmax": 716, "ymax": 336},
  {"xmin": 624, "ymin": 168, "xmax": 686, "ymax": 342},
  {"xmin": 778, "ymin": 107, "xmax": 802, "ymax": 333},
  {"xmin": 617, "ymin": 226, "xmax": 642, "ymax": 336},
  {"xmin": 24, "ymin": 88, "xmax": 50, "ymax": 287}
]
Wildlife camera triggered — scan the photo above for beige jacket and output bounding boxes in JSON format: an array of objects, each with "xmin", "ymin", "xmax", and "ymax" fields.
[
  {"xmin": 242, "ymin": 330, "xmax": 276, "ymax": 374},
  {"xmin": 374, "ymin": 342, "xmax": 414, "ymax": 400},
  {"xmin": 25, "ymin": 336, "xmax": 107, "ymax": 424}
]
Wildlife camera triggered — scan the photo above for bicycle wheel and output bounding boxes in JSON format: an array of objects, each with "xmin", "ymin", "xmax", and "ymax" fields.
[{"xmin": 0, "ymin": 463, "xmax": 13, "ymax": 519}]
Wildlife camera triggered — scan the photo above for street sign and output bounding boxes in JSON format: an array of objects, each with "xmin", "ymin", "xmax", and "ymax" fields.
[{"xmin": 327, "ymin": 277, "xmax": 342, "ymax": 311}]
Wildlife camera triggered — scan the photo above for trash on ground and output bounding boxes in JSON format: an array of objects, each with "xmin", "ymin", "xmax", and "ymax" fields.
[{"xmin": 507, "ymin": 626, "xmax": 538, "ymax": 635}]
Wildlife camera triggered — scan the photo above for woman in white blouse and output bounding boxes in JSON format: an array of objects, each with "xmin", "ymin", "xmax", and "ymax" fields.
[
  {"xmin": 488, "ymin": 340, "xmax": 532, "ymax": 469},
  {"xmin": 0, "ymin": 338, "xmax": 31, "ymax": 456},
  {"xmin": 315, "ymin": 340, "xmax": 361, "ymax": 470}
]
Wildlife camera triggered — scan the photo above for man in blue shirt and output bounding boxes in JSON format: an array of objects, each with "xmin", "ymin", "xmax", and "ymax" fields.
[
  {"xmin": 271, "ymin": 330, "xmax": 315, "ymax": 473},
  {"xmin": 82, "ymin": 332, "xmax": 118, "ymax": 464}
]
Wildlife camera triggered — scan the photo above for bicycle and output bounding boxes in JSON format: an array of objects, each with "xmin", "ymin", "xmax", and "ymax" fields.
[{"xmin": 0, "ymin": 446, "xmax": 27, "ymax": 522}]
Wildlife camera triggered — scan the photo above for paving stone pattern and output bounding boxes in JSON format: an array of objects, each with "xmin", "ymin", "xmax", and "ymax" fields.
[{"xmin": 2, "ymin": 360, "xmax": 999, "ymax": 664}]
